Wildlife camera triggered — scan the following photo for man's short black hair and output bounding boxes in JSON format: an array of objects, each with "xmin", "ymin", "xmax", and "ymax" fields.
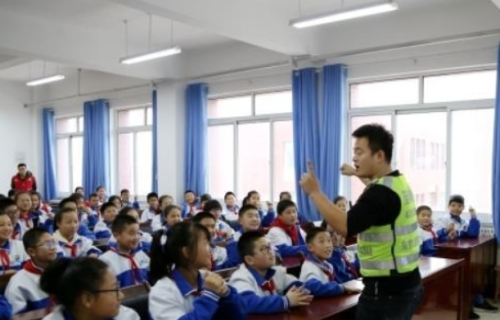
[
  {"xmin": 352, "ymin": 124, "xmax": 393, "ymax": 163},
  {"xmin": 18, "ymin": 163, "xmax": 27, "ymax": 168}
]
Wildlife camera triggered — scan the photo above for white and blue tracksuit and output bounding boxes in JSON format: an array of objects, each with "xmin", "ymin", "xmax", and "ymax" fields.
[
  {"xmin": 418, "ymin": 225, "xmax": 448, "ymax": 256},
  {"xmin": 327, "ymin": 247, "xmax": 360, "ymax": 284},
  {"xmin": 299, "ymin": 254, "xmax": 345, "ymax": 297},
  {"xmin": 267, "ymin": 226, "xmax": 308, "ymax": 258},
  {"xmin": 11, "ymin": 222, "xmax": 27, "ymax": 241},
  {"xmin": 259, "ymin": 209, "xmax": 275, "ymax": 228},
  {"xmin": 140, "ymin": 207, "xmax": 158, "ymax": 223},
  {"xmin": 0, "ymin": 239, "xmax": 28, "ymax": 274},
  {"xmin": 42, "ymin": 305, "xmax": 140, "ymax": 320},
  {"xmin": 94, "ymin": 221, "xmax": 113, "ymax": 240},
  {"xmin": 99, "ymin": 248, "xmax": 150, "ymax": 288},
  {"xmin": 435, "ymin": 214, "xmax": 480, "ymax": 239},
  {"xmin": 53, "ymin": 231, "xmax": 101, "ymax": 258},
  {"xmin": 0, "ymin": 295, "xmax": 11, "ymax": 320},
  {"xmin": 181, "ymin": 202, "xmax": 200, "ymax": 219}
]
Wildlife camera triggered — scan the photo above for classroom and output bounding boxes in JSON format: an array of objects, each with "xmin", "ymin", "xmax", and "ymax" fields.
[{"xmin": 0, "ymin": 0, "xmax": 499, "ymax": 320}]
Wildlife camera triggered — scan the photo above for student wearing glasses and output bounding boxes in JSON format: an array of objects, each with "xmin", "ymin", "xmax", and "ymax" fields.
[
  {"xmin": 40, "ymin": 257, "xmax": 140, "ymax": 320},
  {"xmin": 5, "ymin": 228, "xmax": 59, "ymax": 314}
]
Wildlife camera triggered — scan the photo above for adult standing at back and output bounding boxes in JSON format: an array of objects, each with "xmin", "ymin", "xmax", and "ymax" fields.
[
  {"xmin": 11, "ymin": 163, "xmax": 37, "ymax": 192},
  {"xmin": 300, "ymin": 124, "xmax": 422, "ymax": 320}
]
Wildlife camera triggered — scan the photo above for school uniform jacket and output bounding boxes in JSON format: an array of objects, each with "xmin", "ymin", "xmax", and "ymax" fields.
[
  {"xmin": 140, "ymin": 207, "xmax": 158, "ymax": 223},
  {"xmin": 213, "ymin": 219, "xmax": 235, "ymax": 244},
  {"xmin": 108, "ymin": 232, "xmax": 153, "ymax": 253},
  {"xmin": 418, "ymin": 225, "xmax": 448, "ymax": 256},
  {"xmin": 222, "ymin": 206, "xmax": 240, "ymax": 222},
  {"xmin": 328, "ymin": 247, "xmax": 360, "ymax": 284},
  {"xmin": 259, "ymin": 210, "xmax": 275, "ymax": 228},
  {"xmin": 0, "ymin": 239, "xmax": 29, "ymax": 273},
  {"xmin": 435, "ymin": 214, "xmax": 480, "ymax": 239},
  {"xmin": 299, "ymin": 255, "xmax": 344, "ymax": 297},
  {"xmin": 149, "ymin": 269, "xmax": 246, "ymax": 320},
  {"xmin": 5, "ymin": 261, "xmax": 50, "ymax": 314},
  {"xmin": 99, "ymin": 248, "xmax": 150, "ymax": 288},
  {"xmin": 11, "ymin": 221, "xmax": 27, "ymax": 240},
  {"xmin": 94, "ymin": 221, "xmax": 113, "ymax": 240},
  {"xmin": 181, "ymin": 202, "xmax": 200, "ymax": 219},
  {"xmin": 0, "ymin": 295, "xmax": 11, "ymax": 320},
  {"xmin": 42, "ymin": 305, "xmax": 140, "ymax": 320},
  {"xmin": 53, "ymin": 231, "xmax": 101, "ymax": 258},
  {"xmin": 267, "ymin": 226, "xmax": 308, "ymax": 258}
]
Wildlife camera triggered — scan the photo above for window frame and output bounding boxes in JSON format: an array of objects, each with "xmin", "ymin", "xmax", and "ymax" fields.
[
  {"xmin": 115, "ymin": 105, "xmax": 153, "ymax": 199},
  {"xmin": 55, "ymin": 115, "xmax": 84, "ymax": 197},
  {"xmin": 207, "ymin": 88, "xmax": 293, "ymax": 201},
  {"xmin": 345, "ymin": 67, "xmax": 496, "ymax": 219}
]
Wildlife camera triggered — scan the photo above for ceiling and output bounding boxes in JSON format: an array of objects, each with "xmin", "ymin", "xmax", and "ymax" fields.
[{"xmin": 0, "ymin": 0, "xmax": 498, "ymax": 82}]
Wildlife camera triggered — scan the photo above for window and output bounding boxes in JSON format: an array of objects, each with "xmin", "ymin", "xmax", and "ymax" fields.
[
  {"xmin": 117, "ymin": 106, "xmax": 153, "ymax": 198},
  {"xmin": 348, "ymin": 69, "xmax": 496, "ymax": 214},
  {"xmin": 207, "ymin": 91, "xmax": 295, "ymax": 201},
  {"xmin": 56, "ymin": 116, "xmax": 84, "ymax": 194}
]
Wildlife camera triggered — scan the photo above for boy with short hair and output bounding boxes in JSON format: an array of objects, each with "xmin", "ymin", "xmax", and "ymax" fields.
[
  {"xmin": 181, "ymin": 190, "xmax": 199, "ymax": 218},
  {"xmin": 94, "ymin": 202, "xmax": 118, "ymax": 240},
  {"xmin": 226, "ymin": 205, "xmax": 262, "ymax": 267},
  {"xmin": 99, "ymin": 215, "xmax": 150, "ymax": 288},
  {"xmin": 417, "ymin": 205, "xmax": 454, "ymax": 256},
  {"xmin": 5, "ymin": 228, "xmax": 58, "ymax": 314},
  {"xmin": 204, "ymin": 199, "xmax": 235, "ymax": 243},
  {"xmin": 0, "ymin": 198, "xmax": 25, "ymax": 241},
  {"xmin": 140, "ymin": 192, "xmax": 159, "ymax": 223},
  {"xmin": 435, "ymin": 195, "xmax": 480, "ymax": 239},
  {"xmin": 59, "ymin": 197, "xmax": 95, "ymax": 240},
  {"xmin": 0, "ymin": 202, "xmax": 29, "ymax": 273},
  {"xmin": 121, "ymin": 189, "xmax": 140, "ymax": 210}
]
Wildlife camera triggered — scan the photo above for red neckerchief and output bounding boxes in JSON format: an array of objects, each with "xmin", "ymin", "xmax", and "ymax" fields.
[
  {"xmin": 261, "ymin": 279, "xmax": 276, "ymax": 294},
  {"xmin": 23, "ymin": 259, "xmax": 44, "ymax": 275},
  {"xmin": 11, "ymin": 223, "xmax": 21, "ymax": 239},
  {"xmin": 19, "ymin": 211, "xmax": 33, "ymax": 229},
  {"xmin": 422, "ymin": 225, "xmax": 438, "ymax": 244},
  {"xmin": 0, "ymin": 244, "xmax": 10, "ymax": 271},
  {"xmin": 341, "ymin": 252, "xmax": 359, "ymax": 279},
  {"xmin": 271, "ymin": 219, "xmax": 299, "ymax": 245},
  {"xmin": 61, "ymin": 240, "xmax": 78, "ymax": 258},
  {"xmin": 110, "ymin": 247, "xmax": 143, "ymax": 285},
  {"xmin": 307, "ymin": 254, "xmax": 334, "ymax": 281}
]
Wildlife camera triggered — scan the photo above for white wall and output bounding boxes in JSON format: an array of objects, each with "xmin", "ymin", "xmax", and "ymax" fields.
[{"xmin": 0, "ymin": 80, "xmax": 35, "ymax": 195}]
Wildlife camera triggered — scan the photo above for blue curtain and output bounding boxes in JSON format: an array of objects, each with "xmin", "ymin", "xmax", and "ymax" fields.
[
  {"xmin": 293, "ymin": 68, "xmax": 320, "ymax": 221},
  {"xmin": 492, "ymin": 43, "xmax": 500, "ymax": 244},
  {"xmin": 83, "ymin": 99, "xmax": 110, "ymax": 198},
  {"xmin": 185, "ymin": 83, "xmax": 208, "ymax": 195},
  {"xmin": 152, "ymin": 90, "xmax": 158, "ymax": 193},
  {"xmin": 42, "ymin": 108, "xmax": 57, "ymax": 200},
  {"xmin": 319, "ymin": 64, "xmax": 347, "ymax": 201}
]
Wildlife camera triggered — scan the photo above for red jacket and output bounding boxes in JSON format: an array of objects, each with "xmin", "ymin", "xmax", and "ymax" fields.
[{"xmin": 11, "ymin": 171, "xmax": 37, "ymax": 192}]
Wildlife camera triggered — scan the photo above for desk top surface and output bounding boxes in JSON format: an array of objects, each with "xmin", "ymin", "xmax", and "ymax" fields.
[{"xmin": 434, "ymin": 236, "xmax": 495, "ymax": 250}]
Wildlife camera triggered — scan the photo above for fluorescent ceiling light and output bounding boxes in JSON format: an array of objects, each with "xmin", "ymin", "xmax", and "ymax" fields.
[
  {"xmin": 26, "ymin": 74, "xmax": 65, "ymax": 86},
  {"xmin": 290, "ymin": 0, "xmax": 399, "ymax": 29},
  {"xmin": 120, "ymin": 46, "xmax": 182, "ymax": 65}
]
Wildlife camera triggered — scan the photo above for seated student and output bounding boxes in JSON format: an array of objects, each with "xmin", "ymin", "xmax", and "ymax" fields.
[
  {"xmin": 0, "ymin": 198, "xmax": 25, "ymax": 241},
  {"xmin": 109, "ymin": 207, "xmax": 153, "ymax": 253},
  {"xmin": 99, "ymin": 215, "xmax": 149, "ymax": 288},
  {"xmin": 321, "ymin": 221, "xmax": 360, "ymax": 284},
  {"xmin": 59, "ymin": 197, "xmax": 95, "ymax": 240},
  {"xmin": 140, "ymin": 192, "xmax": 159, "ymax": 223},
  {"xmin": 0, "ymin": 295, "xmax": 11, "ymax": 320},
  {"xmin": 436, "ymin": 195, "xmax": 480, "ymax": 239},
  {"xmin": 94, "ymin": 202, "xmax": 119, "ymax": 241},
  {"xmin": 40, "ymin": 257, "xmax": 140, "ymax": 320},
  {"xmin": 181, "ymin": 190, "xmax": 200, "ymax": 218},
  {"xmin": 15, "ymin": 191, "xmax": 34, "ymax": 230},
  {"xmin": 96, "ymin": 186, "xmax": 108, "ymax": 206},
  {"xmin": 279, "ymin": 191, "xmax": 309, "ymax": 224},
  {"xmin": 109, "ymin": 196, "xmax": 123, "ymax": 210},
  {"xmin": 192, "ymin": 212, "xmax": 232, "ymax": 270},
  {"xmin": 5, "ymin": 228, "xmax": 58, "ymax": 314},
  {"xmin": 151, "ymin": 205, "xmax": 182, "ymax": 233},
  {"xmin": 204, "ymin": 200, "xmax": 235, "ymax": 243},
  {"xmin": 300, "ymin": 227, "xmax": 361, "ymax": 297},
  {"xmin": 30, "ymin": 191, "xmax": 53, "ymax": 228},
  {"xmin": 74, "ymin": 187, "xmax": 85, "ymax": 196},
  {"xmin": 53, "ymin": 208, "xmax": 101, "ymax": 258},
  {"xmin": 149, "ymin": 221, "xmax": 246, "ymax": 320},
  {"xmin": 267, "ymin": 200, "xmax": 308, "ymax": 258},
  {"xmin": 229, "ymin": 231, "xmax": 314, "ymax": 314},
  {"xmin": 121, "ymin": 189, "xmax": 140, "ymax": 210},
  {"xmin": 199, "ymin": 194, "xmax": 212, "ymax": 211},
  {"xmin": 159, "ymin": 195, "xmax": 174, "ymax": 212},
  {"xmin": 243, "ymin": 191, "xmax": 275, "ymax": 228},
  {"xmin": 222, "ymin": 192, "xmax": 239, "ymax": 222},
  {"xmin": 71, "ymin": 193, "xmax": 99, "ymax": 229},
  {"xmin": 7, "ymin": 190, "xmax": 16, "ymax": 201},
  {"xmin": 417, "ymin": 205, "xmax": 455, "ymax": 257},
  {"xmin": 0, "ymin": 205, "xmax": 28, "ymax": 273},
  {"xmin": 226, "ymin": 205, "xmax": 263, "ymax": 267}
]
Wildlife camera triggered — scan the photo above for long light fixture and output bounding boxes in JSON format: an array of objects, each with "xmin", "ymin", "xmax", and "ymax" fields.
[
  {"xmin": 26, "ymin": 74, "xmax": 65, "ymax": 87},
  {"xmin": 120, "ymin": 46, "xmax": 182, "ymax": 65},
  {"xmin": 290, "ymin": 0, "xmax": 398, "ymax": 29}
]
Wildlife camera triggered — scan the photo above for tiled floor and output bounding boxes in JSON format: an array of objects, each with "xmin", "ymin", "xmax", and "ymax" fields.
[{"xmin": 474, "ymin": 300, "xmax": 500, "ymax": 320}]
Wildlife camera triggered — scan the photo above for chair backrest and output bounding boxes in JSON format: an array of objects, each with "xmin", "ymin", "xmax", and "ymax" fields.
[
  {"xmin": 92, "ymin": 239, "xmax": 110, "ymax": 252},
  {"xmin": 0, "ymin": 272, "xmax": 15, "ymax": 295},
  {"xmin": 139, "ymin": 222, "xmax": 152, "ymax": 234},
  {"xmin": 121, "ymin": 282, "xmax": 150, "ymax": 320}
]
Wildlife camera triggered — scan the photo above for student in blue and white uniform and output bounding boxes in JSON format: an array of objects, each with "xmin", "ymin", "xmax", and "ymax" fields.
[
  {"xmin": 40, "ymin": 257, "xmax": 140, "ymax": 320},
  {"xmin": 204, "ymin": 200, "xmax": 235, "ymax": 244},
  {"xmin": 267, "ymin": 200, "xmax": 308, "ymax": 258},
  {"xmin": 94, "ymin": 202, "xmax": 119, "ymax": 241},
  {"xmin": 149, "ymin": 221, "xmax": 246, "ymax": 320},
  {"xmin": 140, "ymin": 192, "xmax": 159, "ymax": 223},
  {"xmin": 16, "ymin": 192, "xmax": 35, "ymax": 231},
  {"xmin": 58, "ymin": 197, "xmax": 95, "ymax": 240},
  {"xmin": 243, "ymin": 191, "xmax": 275, "ymax": 228},
  {"xmin": 109, "ymin": 207, "xmax": 152, "ymax": 253},
  {"xmin": 435, "ymin": 194, "xmax": 480, "ymax": 239},
  {"xmin": 417, "ymin": 205, "xmax": 454, "ymax": 256},
  {"xmin": 151, "ymin": 205, "xmax": 182, "ymax": 233},
  {"xmin": 6, "ymin": 228, "xmax": 58, "ymax": 314},
  {"xmin": 121, "ymin": 189, "xmax": 140, "ymax": 210},
  {"xmin": 229, "ymin": 231, "xmax": 313, "ymax": 314},
  {"xmin": 226, "ymin": 204, "xmax": 262, "ymax": 267},
  {"xmin": 180, "ymin": 190, "xmax": 200, "ymax": 218},
  {"xmin": 0, "ymin": 200, "xmax": 29, "ymax": 273},
  {"xmin": 300, "ymin": 227, "xmax": 361, "ymax": 297},
  {"xmin": 0, "ymin": 198, "xmax": 26, "ymax": 241},
  {"xmin": 99, "ymin": 215, "xmax": 149, "ymax": 288},
  {"xmin": 192, "ymin": 212, "xmax": 233, "ymax": 270},
  {"xmin": 222, "ymin": 192, "xmax": 239, "ymax": 223},
  {"xmin": 0, "ymin": 295, "xmax": 11, "ymax": 320},
  {"xmin": 53, "ymin": 208, "xmax": 101, "ymax": 258}
]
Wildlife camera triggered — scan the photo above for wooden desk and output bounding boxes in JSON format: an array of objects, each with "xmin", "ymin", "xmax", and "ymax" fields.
[
  {"xmin": 248, "ymin": 257, "xmax": 464, "ymax": 320},
  {"xmin": 435, "ymin": 236, "xmax": 496, "ymax": 319}
]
